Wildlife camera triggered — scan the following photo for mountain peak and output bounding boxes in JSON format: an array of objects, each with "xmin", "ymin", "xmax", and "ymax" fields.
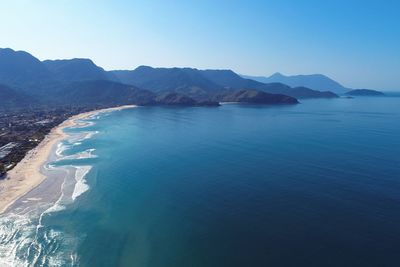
[
  {"xmin": 0, "ymin": 48, "xmax": 52, "ymax": 88},
  {"xmin": 42, "ymin": 58, "xmax": 108, "ymax": 81},
  {"xmin": 0, "ymin": 48, "xmax": 15, "ymax": 54},
  {"xmin": 0, "ymin": 47, "xmax": 41, "ymax": 61},
  {"xmin": 270, "ymin": 72, "xmax": 285, "ymax": 78},
  {"xmin": 50, "ymin": 58, "xmax": 93, "ymax": 63},
  {"xmin": 135, "ymin": 65, "xmax": 154, "ymax": 71}
]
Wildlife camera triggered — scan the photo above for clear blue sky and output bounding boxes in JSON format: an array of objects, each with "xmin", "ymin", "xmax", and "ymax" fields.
[{"xmin": 0, "ymin": 0, "xmax": 399, "ymax": 90}]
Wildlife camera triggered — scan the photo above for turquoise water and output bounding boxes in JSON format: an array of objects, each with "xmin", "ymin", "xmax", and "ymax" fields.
[{"xmin": 1, "ymin": 96, "xmax": 400, "ymax": 266}]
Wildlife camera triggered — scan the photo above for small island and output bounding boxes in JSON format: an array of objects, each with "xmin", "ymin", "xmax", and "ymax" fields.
[{"xmin": 345, "ymin": 89, "xmax": 385, "ymax": 96}]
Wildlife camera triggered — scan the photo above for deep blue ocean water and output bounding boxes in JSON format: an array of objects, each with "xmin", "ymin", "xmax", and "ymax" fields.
[{"xmin": 1, "ymin": 96, "xmax": 400, "ymax": 266}]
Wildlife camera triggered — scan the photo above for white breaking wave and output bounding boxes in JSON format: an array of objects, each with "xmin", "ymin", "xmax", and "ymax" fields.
[
  {"xmin": 71, "ymin": 166, "xmax": 92, "ymax": 201},
  {"xmin": 65, "ymin": 130, "xmax": 98, "ymax": 145},
  {"xmin": 0, "ymin": 112, "xmax": 103, "ymax": 266},
  {"xmin": 0, "ymin": 166, "xmax": 91, "ymax": 266},
  {"xmin": 82, "ymin": 131, "xmax": 99, "ymax": 141},
  {"xmin": 60, "ymin": 148, "xmax": 97, "ymax": 161},
  {"xmin": 0, "ymin": 172, "xmax": 74, "ymax": 267},
  {"xmin": 0, "ymin": 212, "xmax": 38, "ymax": 267},
  {"xmin": 55, "ymin": 140, "xmax": 83, "ymax": 158},
  {"xmin": 74, "ymin": 120, "xmax": 95, "ymax": 128},
  {"xmin": 55, "ymin": 142, "xmax": 69, "ymax": 157}
]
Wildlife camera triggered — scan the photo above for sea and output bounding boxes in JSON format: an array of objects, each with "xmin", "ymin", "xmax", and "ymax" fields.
[{"xmin": 0, "ymin": 96, "xmax": 400, "ymax": 267}]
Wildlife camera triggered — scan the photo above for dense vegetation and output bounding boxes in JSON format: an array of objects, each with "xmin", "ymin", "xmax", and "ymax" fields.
[
  {"xmin": 0, "ymin": 48, "xmax": 348, "ymax": 110},
  {"xmin": 112, "ymin": 66, "xmax": 340, "ymax": 100}
]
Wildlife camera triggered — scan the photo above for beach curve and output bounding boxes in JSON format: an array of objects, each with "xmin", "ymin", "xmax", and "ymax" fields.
[{"xmin": 0, "ymin": 105, "xmax": 137, "ymax": 214}]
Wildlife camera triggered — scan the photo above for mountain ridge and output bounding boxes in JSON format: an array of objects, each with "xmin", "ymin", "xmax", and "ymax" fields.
[
  {"xmin": 113, "ymin": 66, "xmax": 339, "ymax": 99},
  {"xmin": 0, "ymin": 48, "xmax": 354, "ymax": 109},
  {"xmin": 43, "ymin": 58, "xmax": 117, "ymax": 82},
  {"xmin": 242, "ymin": 72, "xmax": 349, "ymax": 94}
]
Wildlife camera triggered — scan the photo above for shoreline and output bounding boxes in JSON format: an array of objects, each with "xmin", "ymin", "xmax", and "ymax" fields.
[{"xmin": 0, "ymin": 105, "xmax": 136, "ymax": 214}]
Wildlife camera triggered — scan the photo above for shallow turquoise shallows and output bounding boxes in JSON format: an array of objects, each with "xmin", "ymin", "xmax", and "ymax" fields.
[{"xmin": 3, "ymin": 96, "xmax": 400, "ymax": 266}]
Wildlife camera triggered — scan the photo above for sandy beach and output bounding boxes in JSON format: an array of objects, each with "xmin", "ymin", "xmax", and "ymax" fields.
[{"xmin": 0, "ymin": 105, "xmax": 136, "ymax": 214}]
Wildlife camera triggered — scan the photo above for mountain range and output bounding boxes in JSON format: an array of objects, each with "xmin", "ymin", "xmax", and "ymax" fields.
[
  {"xmin": 242, "ymin": 72, "xmax": 349, "ymax": 94},
  {"xmin": 111, "ymin": 67, "xmax": 340, "ymax": 100},
  {"xmin": 1, "ymin": 48, "xmax": 373, "ymax": 110}
]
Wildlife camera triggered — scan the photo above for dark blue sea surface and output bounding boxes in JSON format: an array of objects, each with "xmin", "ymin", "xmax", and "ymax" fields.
[{"xmin": 2, "ymin": 96, "xmax": 400, "ymax": 266}]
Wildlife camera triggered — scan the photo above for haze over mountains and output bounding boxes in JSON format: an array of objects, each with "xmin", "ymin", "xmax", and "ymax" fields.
[
  {"xmin": 0, "ymin": 48, "xmax": 377, "ymax": 110},
  {"xmin": 242, "ymin": 73, "xmax": 349, "ymax": 94},
  {"xmin": 112, "ymin": 67, "xmax": 338, "ymax": 100}
]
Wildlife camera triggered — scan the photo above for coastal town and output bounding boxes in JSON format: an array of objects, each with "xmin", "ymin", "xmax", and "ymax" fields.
[{"xmin": 0, "ymin": 107, "xmax": 91, "ymax": 178}]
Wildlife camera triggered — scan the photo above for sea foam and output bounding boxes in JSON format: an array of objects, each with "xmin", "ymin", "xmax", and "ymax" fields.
[
  {"xmin": 71, "ymin": 166, "xmax": 92, "ymax": 201},
  {"xmin": 0, "ymin": 108, "xmax": 105, "ymax": 266},
  {"xmin": 55, "ymin": 142, "xmax": 69, "ymax": 157},
  {"xmin": 60, "ymin": 148, "xmax": 97, "ymax": 161}
]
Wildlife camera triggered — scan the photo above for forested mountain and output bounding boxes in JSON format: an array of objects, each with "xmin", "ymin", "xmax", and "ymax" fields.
[
  {"xmin": 112, "ymin": 66, "xmax": 338, "ymax": 99},
  {"xmin": 0, "ymin": 48, "xmax": 348, "ymax": 109}
]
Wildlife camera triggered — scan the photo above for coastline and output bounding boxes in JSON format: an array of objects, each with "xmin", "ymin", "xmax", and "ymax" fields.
[{"xmin": 0, "ymin": 105, "xmax": 136, "ymax": 214}]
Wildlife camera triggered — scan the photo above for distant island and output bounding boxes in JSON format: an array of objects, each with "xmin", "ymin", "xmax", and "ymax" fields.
[{"xmin": 345, "ymin": 89, "xmax": 385, "ymax": 96}]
